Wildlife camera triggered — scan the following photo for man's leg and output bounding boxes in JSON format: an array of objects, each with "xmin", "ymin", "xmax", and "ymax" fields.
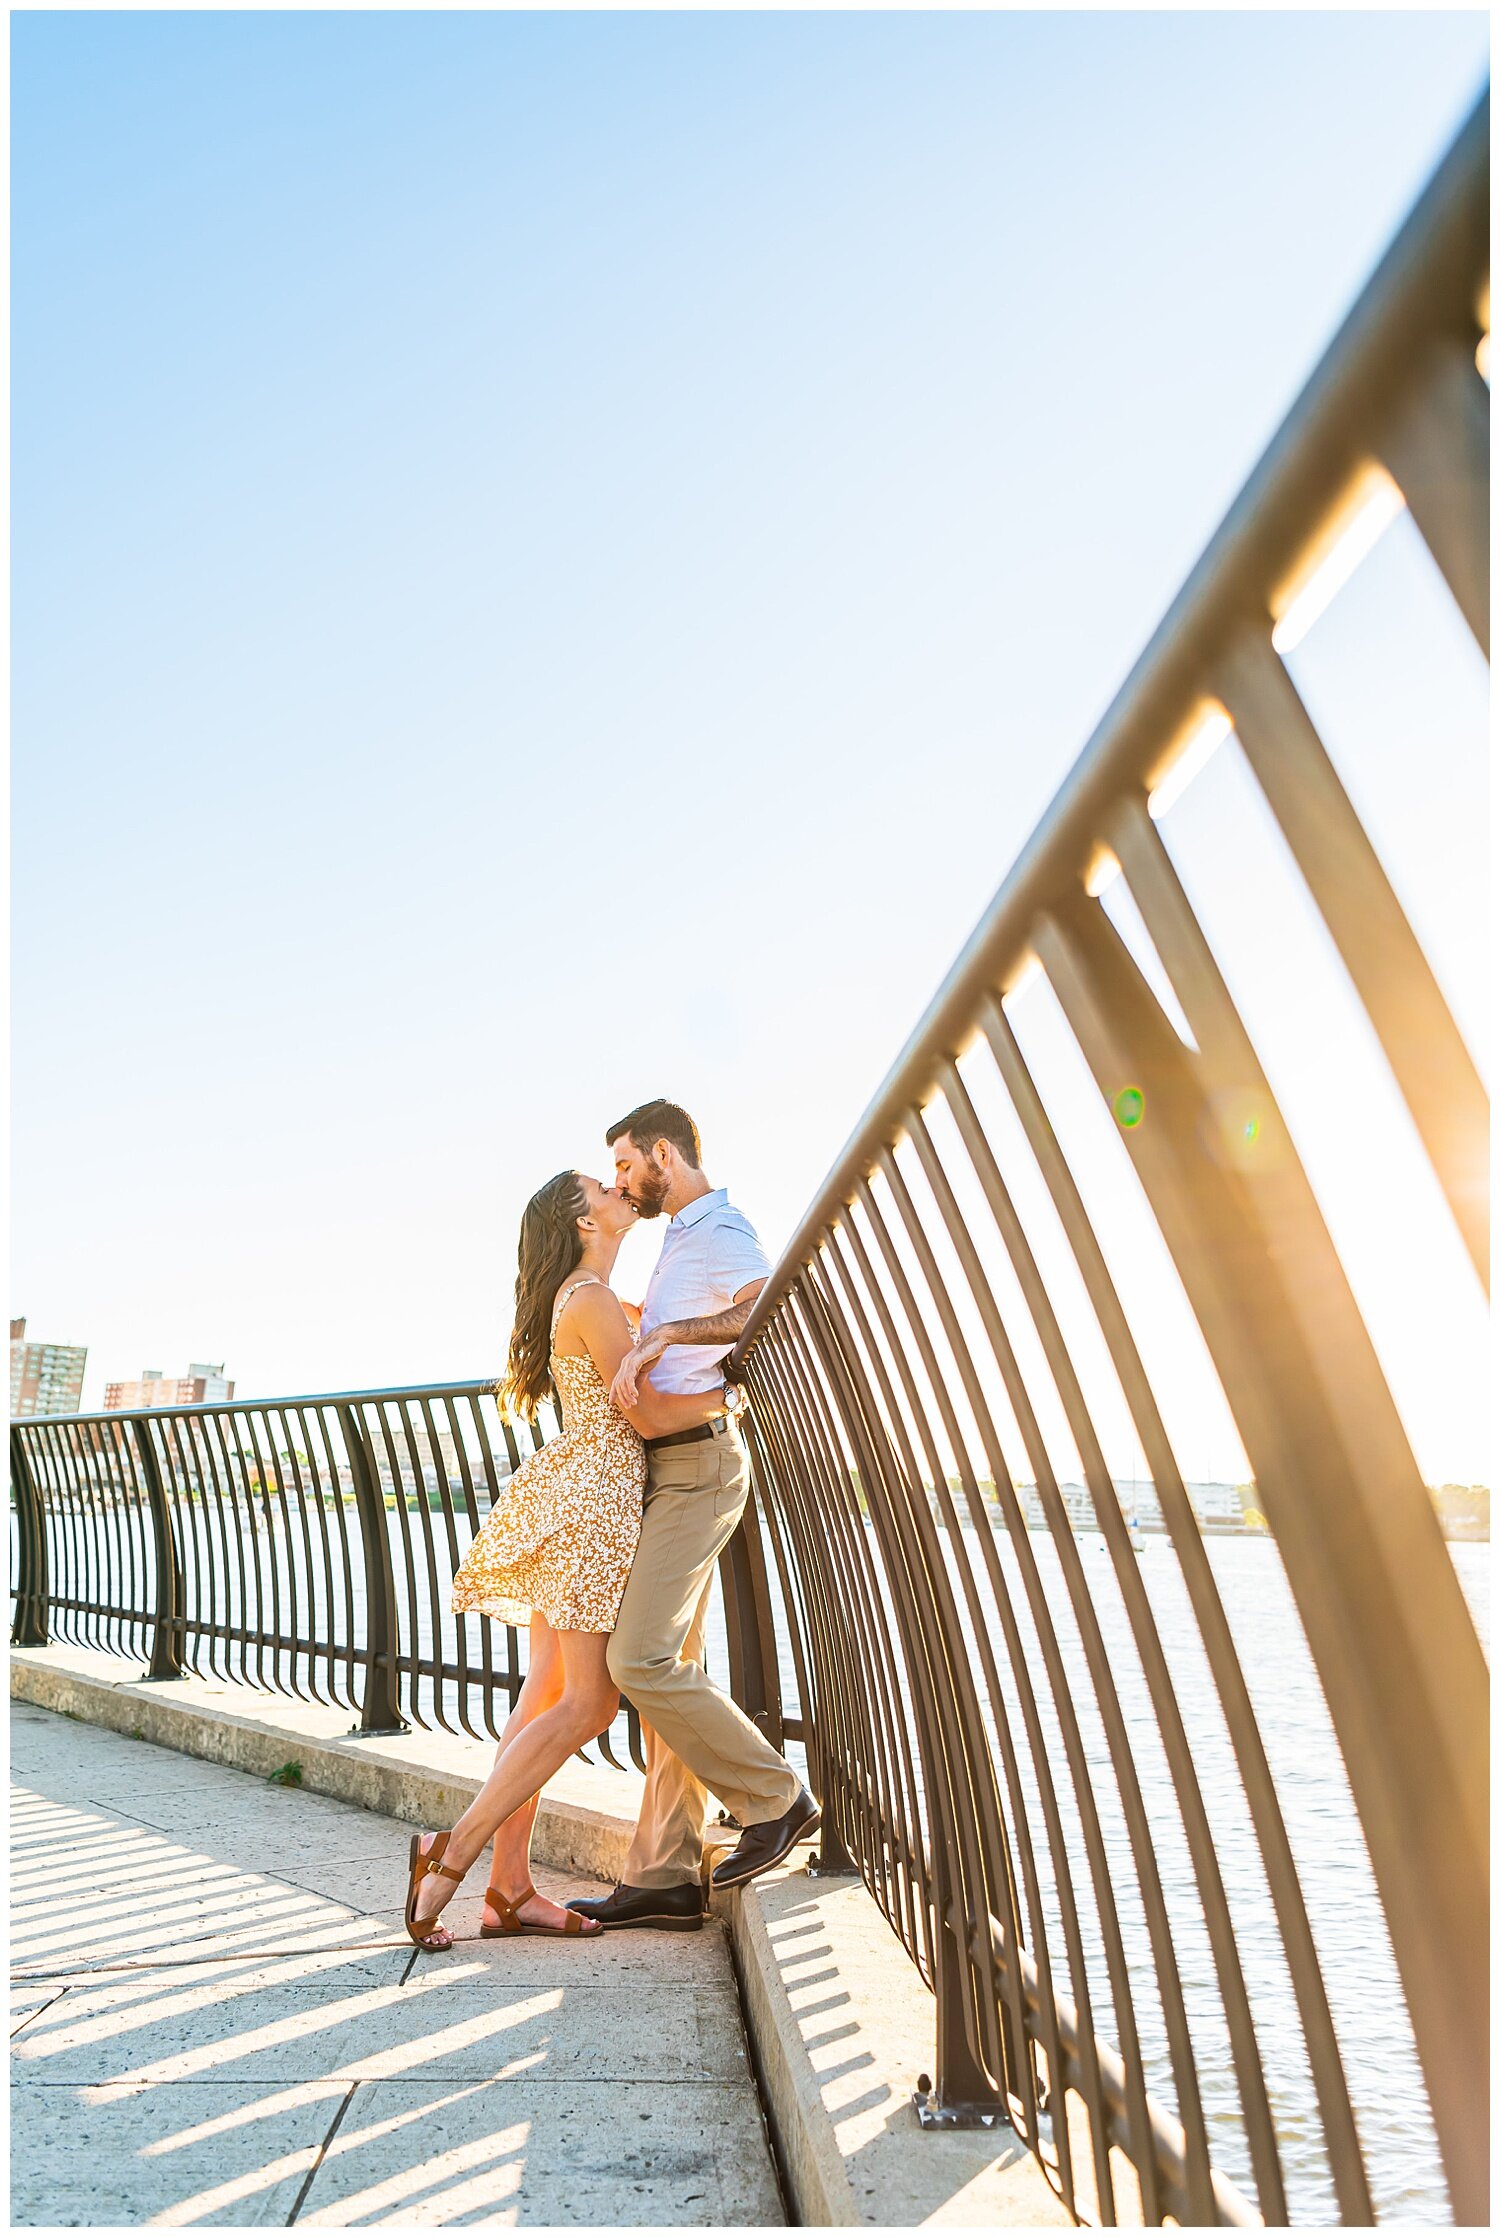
[
  {"xmin": 608, "ymin": 1434, "xmax": 801, "ymax": 1877},
  {"xmin": 623, "ymin": 1573, "xmax": 713, "ymax": 1887}
]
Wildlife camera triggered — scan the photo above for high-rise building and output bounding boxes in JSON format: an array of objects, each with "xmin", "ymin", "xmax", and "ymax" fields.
[
  {"xmin": 104, "ymin": 1362, "xmax": 235, "ymax": 1410},
  {"xmin": 10, "ymin": 1318, "xmax": 89, "ymax": 1418}
]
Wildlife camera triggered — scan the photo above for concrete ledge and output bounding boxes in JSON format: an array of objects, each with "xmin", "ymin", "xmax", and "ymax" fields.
[{"xmin": 11, "ymin": 1644, "xmax": 1071, "ymax": 2227}]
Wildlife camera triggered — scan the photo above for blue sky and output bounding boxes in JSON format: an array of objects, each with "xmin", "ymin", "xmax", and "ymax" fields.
[{"xmin": 12, "ymin": 10, "xmax": 1489, "ymax": 1478}]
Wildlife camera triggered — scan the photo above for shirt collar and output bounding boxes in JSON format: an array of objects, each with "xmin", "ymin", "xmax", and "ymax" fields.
[{"xmin": 669, "ymin": 1186, "xmax": 728, "ymax": 1231}]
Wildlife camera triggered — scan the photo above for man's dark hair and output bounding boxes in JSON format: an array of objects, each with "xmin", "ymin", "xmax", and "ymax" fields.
[{"xmin": 606, "ymin": 1099, "xmax": 703, "ymax": 1168}]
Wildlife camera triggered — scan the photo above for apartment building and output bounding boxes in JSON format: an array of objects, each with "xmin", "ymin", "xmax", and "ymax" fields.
[
  {"xmin": 104, "ymin": 1362, "xmax": 235, "ymax": 1410},
  {"xmin": 10, "ymin": 1318, "xmax": 88, "ymax": 1418}
]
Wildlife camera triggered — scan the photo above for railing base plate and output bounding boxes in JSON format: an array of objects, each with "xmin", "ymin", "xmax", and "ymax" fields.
[
  {"xmin": 912, "ymin": 2075, "xmax": 1008, "ymax": 2129},
  {"xmin": 348, "ymin": 1720, "xmax": 412, "ymax": 1738}
]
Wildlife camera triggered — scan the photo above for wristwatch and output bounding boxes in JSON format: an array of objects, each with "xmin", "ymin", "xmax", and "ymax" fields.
[{"xmin": 722, "ymin": 1382, "xmax": 748, "ymax": 1422}]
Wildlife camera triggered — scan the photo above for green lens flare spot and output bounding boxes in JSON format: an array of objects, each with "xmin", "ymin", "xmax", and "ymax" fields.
[{"xmin": 1114, "ymin": 1086, "xmax": 1145, "ymax": 1131}]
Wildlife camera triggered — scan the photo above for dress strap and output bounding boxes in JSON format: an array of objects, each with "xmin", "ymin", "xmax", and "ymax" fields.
[{"xmin": 550, "ymin": 1275, "xmax": 606, "ymax": 1343}]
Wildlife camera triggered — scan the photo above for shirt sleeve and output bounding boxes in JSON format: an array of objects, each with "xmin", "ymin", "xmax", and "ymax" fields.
[{"xmin": 707, "ymin": 1212, "xmax": 773, "ymax": 1300}]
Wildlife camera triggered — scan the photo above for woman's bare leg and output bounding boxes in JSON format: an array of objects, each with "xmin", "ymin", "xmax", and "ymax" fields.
[
  {"xmin": 483, "ymin": 1616, "xmax": 571, "ymax": 1930},
  {"xmin": 410, "ymin": 1629, "xmax": 617, "ymax": 1934},
  {"xmin": 408, "ymin": 1615, "xmax": 562, "ymax": 1951}
]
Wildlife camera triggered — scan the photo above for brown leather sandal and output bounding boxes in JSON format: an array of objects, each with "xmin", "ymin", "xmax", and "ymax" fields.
[
  {"xmin": 480, "ymin": 1882, "xmax": 602, "ymax": 1938},
  {"xmin": 405, "ymin": 1831, "xmax": 465, "ymax": 1948}
]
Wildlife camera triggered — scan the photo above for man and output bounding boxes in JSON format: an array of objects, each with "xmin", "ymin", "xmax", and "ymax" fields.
[{"xmin": 566, "ymin": 1098, "xmax": 819, "ymax": 1932}]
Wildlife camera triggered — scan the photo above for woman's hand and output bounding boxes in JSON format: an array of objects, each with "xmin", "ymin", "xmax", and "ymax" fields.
[{"xmin": 610, "ymin": 1328, "xmax": 671, "ymax": 1409}]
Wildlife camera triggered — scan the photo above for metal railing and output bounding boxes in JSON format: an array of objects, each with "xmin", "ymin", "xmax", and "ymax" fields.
[
  {"xmin": 10, "ymin": 1384, "xmax": 734, "ymax": 1772},
  {"xmin": 727, "ymin": 89, "xmax": 1488, "ymax": 2230},
  {"xmin": 10, "ymin": 90, "xmax": 1487, "ymax": 2231}
]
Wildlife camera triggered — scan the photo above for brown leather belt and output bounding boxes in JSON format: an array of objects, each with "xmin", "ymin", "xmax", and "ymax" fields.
[{"xmin": 645, "ymin": 1420, "xmax": 731, "ymax": 1454}]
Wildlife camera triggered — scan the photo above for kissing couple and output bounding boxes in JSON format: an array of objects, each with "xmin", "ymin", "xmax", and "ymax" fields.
[{"xmin": 403, "ymin": 1097, "xmax": 819, "ymax": 1947}]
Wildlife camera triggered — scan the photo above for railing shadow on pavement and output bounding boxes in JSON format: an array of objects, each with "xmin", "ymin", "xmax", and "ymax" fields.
[{"xmin": 10, "ymin": 1727, "xmax": 773, "ymax": 2227}]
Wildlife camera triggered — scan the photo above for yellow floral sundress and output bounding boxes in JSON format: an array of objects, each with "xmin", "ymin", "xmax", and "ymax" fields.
[{"xmin": 449, "ymin": 1276, "xmax": 646, "ymax": 1634}]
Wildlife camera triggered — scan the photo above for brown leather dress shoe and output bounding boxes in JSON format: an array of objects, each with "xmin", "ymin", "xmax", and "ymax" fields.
[{"xmin": 710, "ymin": 1787, "xmax": 822, "ymax": 1888}]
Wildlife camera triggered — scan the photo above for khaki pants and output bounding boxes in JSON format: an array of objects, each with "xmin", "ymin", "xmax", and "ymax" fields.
[{"xmin": 607, "ymin": 1425, "xmax": 801, "ymax": 1888}]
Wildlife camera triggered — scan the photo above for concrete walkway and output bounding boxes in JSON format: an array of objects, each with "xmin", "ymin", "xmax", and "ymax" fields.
[{"xmin": 10, "ymin": 1704, "xmax": 785, "ymax": 2227}]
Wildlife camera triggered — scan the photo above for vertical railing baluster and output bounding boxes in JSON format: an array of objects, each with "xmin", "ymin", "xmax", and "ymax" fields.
[
  {"xmin": 10, "ymin": 1427, "xmax": 49, "ymax": 1646},
  {"xmin": 337, "ymin": 1400, "xmax": 409, "ymax": 1735},
  {"xmin": 130, "ymin": 1416, "xmax": 184, "ymax": 1681},
  {"xmin": 792, "ymin": 1261, "xmax": 1016, "ymax": 2129},
  {"xmin": 715, "ymin": 1481, "xmax": 786, "ymax": 1755}
]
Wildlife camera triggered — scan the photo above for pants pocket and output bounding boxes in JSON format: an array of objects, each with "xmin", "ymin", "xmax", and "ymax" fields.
[
  {"xmin": 647, "ymin": 1447, "xmax": 707, "ymax": 1496},
  {"xmin": 712, "ymin": 1441, "xmax": 749, "ymax": 1518}
]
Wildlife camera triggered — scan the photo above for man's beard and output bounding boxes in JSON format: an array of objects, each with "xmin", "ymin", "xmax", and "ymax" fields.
[{"xmin": 626, "ymin": 1168, "xmax": 671, "ymax": 1219}]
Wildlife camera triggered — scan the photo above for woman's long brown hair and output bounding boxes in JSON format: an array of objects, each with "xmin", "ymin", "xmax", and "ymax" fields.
[{"xmin": 496, "ymin": 1169, "xmax": 588, "ymax": 1420}]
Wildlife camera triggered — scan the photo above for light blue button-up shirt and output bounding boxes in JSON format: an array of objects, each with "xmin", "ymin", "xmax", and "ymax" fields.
[{"xmin": 640, "ymin": 1187, "xmax": 773, "ymax": 1394}]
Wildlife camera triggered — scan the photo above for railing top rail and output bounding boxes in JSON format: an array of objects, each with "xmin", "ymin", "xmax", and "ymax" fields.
[
  {"xmin": 733, "ymin": 86, "xmax": 1487, "ymax": 1364},
  {"xmin": 11, "ymin": 1377, "xmax": 500, "ymax": 1430}
]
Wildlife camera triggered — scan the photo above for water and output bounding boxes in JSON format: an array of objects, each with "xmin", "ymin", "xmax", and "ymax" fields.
[{"xmin": 15, "ymin": 1500, "xmax": 1486, "ymax": 2221}]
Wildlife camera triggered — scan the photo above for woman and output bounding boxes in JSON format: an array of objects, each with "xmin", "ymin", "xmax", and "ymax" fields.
[{"xmin": 404, "ymin": 1167, "xmax": 728, "ymax": 1949}]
